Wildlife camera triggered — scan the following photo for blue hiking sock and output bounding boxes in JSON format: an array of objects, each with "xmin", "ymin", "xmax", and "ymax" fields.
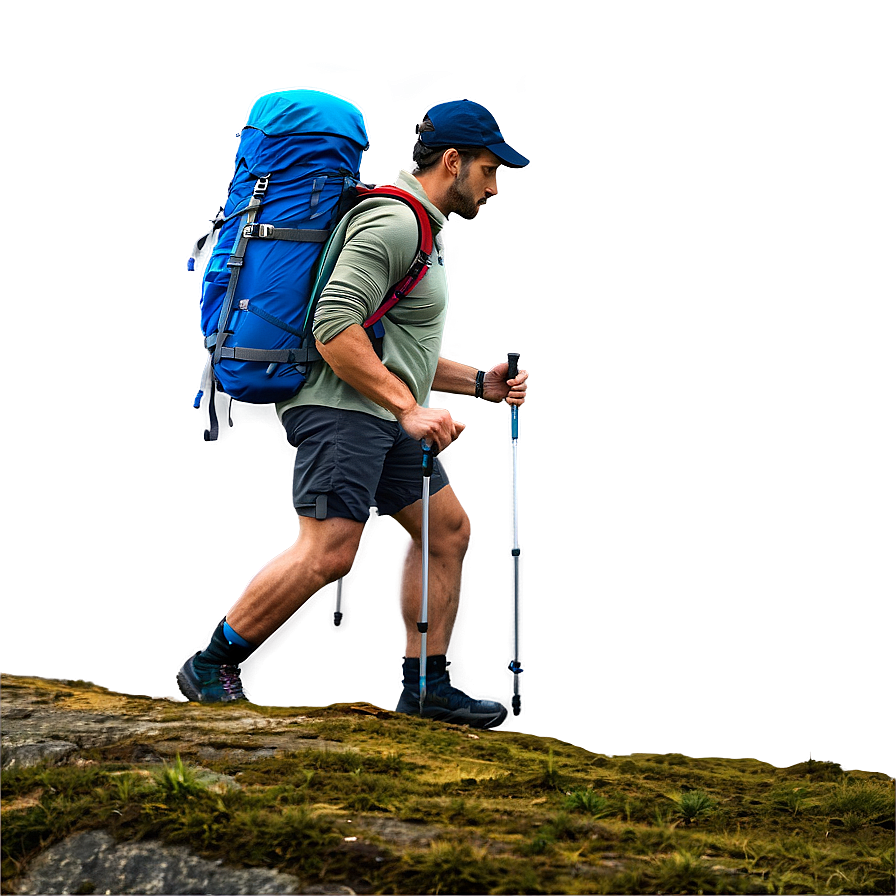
[{"xmin": 222, "ymin": 620, "xmax": 252, "ymax": 648}]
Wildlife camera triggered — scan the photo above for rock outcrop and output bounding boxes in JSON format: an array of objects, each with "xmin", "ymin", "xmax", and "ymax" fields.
[{"xmin": 2, "ymin": 674, "xmax": 893, "ymax": 895}]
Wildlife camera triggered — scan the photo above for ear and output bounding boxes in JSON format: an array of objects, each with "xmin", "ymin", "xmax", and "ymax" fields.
[{"xmin": 442, "ymin": 148, "xmax": 462, "ymax": 177}]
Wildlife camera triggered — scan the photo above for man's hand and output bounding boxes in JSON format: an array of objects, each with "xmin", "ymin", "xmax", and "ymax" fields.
[
  {"xmin": 483, "ymin": 361, "xmax": 528, "ymax": 406},
  {"xmin": 398, "ymin": 406, "xmax": 465, "ymax": 453}
]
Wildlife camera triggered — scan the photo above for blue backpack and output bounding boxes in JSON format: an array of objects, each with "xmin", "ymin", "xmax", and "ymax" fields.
[{"xmin": 190, "ymin": 89, "xmax": 433, "ymax": 440}]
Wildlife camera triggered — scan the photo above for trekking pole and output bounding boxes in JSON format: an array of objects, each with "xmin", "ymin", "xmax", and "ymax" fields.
[
  {"xmin": 333, "ymin": 578, "xmax": 344, "ymax": 626},
  {"xmin": 418, "ymin": 441, "xmax": 435, "ymax": 714},
  {"xmin": 507, "ymin": 352, "xmax": 524, "ymax": 716}
]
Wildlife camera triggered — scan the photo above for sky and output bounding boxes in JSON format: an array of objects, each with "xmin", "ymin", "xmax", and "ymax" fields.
[{"xmin": 4, "ymin": 2, "xmax": 894, "ymax": 778}]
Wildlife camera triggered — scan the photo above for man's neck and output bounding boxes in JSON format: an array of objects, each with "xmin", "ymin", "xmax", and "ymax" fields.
[{"xmin": 412, "ymin": 170, "xmax": 451, "ymax": 216}]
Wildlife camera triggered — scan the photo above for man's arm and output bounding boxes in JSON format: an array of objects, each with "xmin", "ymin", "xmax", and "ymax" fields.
[
  {"xmin": 316, "ymin": 327, "xmax": 464, "ymax": 451},
  {"xmin": 433, "ymin": 357, "xmax": 528, "ymax": 406}
]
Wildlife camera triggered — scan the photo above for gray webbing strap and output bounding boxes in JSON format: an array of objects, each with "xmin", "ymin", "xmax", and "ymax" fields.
[
  {"xmin": 242, "ymin": 224, "xmax": 328, "ymax": 243},
  {"xmin": 309, "ymin": 176, "xmax": 327, "ymax": 219},
  {"xmin": 212, "ymin": 177, "xmax": 269, "ymax": 366},
  {"xmin": 216, "ymin": 345, "xmax": 321, "ymax": 364}
]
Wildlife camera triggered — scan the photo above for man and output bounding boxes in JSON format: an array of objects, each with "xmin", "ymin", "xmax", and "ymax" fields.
[{"xmin": 177, "ymin": 99, "xmax": 529, "ymax": 729}]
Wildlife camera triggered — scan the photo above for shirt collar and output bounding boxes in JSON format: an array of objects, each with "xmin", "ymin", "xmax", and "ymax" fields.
[{"xmin": 395, "ymin": 170, "xmax": 447, "ymax": 231}]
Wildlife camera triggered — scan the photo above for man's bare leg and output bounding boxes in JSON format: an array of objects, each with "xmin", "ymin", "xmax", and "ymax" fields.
[
  {"xmin": 391, "ymin": 484, "xmax": 507, "ymax": 728},
  {"xmin": 178, "ymin": 515, "xmax": 364, "ymax": 703},
  {"xmin": 392, "ymin": 485, "xmax": 470, "ymax": 656},
  {"xmin": 226, "ymin": 515, "xmax": 365, "ymax": 646}
]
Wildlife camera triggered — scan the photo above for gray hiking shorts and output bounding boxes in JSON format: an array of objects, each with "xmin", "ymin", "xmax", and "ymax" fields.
[{"xmin": 281, "ymin": 405, "xmax": 449, "ymax": 522}]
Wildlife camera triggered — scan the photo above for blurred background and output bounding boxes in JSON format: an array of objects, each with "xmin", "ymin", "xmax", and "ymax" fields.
[{"xmin": 3, "ymin": 1, "xmax": 893, "ymax": 777}]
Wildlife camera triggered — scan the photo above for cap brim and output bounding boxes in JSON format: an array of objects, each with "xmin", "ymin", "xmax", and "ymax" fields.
[{"xmin": 488, "ymin": 142, "xmax": 529, "ymax": 168}]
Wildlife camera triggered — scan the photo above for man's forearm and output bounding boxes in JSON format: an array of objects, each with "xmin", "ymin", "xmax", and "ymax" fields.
[
  {"xmin": 432, "ymin": 357, "xmax": 478, "ymax": 396},
  {"xmin": 316, "ymin": 328, "xmax": 464, "ymax": 450},
  {"xmin": 316, "ymin": 325, "xmax": 417, "ymax": 418}
]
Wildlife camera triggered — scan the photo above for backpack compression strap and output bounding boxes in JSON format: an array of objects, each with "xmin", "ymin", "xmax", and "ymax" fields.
[{"xmin": 207, "ymin": 177, "xmax": 337, "ymax": 368}]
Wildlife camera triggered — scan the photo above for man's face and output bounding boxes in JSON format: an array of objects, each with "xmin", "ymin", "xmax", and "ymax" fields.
[{"xmin": 446, "ymin": 150, "xmax": 501, "ymax": 219}]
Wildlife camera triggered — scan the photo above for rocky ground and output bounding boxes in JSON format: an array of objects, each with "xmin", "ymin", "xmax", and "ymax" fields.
[{"xmin": 2, "ymin": 674, "xmax": 893, "ymax": 895}]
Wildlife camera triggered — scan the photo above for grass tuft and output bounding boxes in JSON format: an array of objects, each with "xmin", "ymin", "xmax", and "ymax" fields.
[
  {"xmin": 397, "ymin": 840, "xmax": 498, "ymax": 894},
  {"xmin": 153, "ymin": 755, "xmax": 208, "ymax": 803},
  {"xmin": 673, "ymin": 789, "xmax": 716, "ymax": 825},
  {"xmin": 822, "ymin": 780, "xmax": 894, "ymax": 829},
  {"xmin": 564, "ymin": 786, "xmax": 613, "ymax": 818}
]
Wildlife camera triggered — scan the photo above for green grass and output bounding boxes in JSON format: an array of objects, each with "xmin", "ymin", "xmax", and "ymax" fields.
[{"xmin": 2, "ymin": 675, "xmax": 894, "ymax": 895}]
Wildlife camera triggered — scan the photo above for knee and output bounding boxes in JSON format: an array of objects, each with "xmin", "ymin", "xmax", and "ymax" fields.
[
  {"xmin": 456, "ymin": 510, "xmax": 471, "ymax": 555},
  {"xmin": 296, "ymin": 521, "xmax": 360, "ymax": 586},
  {"xmin": 313, "ymin": 545, "xmax": 355, "ymax": 584},
  {"xmin": 434, "ymin": 505, "xmax": 471, "ymax": 560}
]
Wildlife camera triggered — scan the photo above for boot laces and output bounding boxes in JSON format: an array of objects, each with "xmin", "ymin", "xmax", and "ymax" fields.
[{"xmin": 219, "ymin": 665, "xmax": 245, "ymax": 698}]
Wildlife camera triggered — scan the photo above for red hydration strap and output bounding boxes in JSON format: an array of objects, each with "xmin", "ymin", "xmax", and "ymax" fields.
[{"xmin": 354, "ymin": 186, "xmax": 434, "ymax": 328}]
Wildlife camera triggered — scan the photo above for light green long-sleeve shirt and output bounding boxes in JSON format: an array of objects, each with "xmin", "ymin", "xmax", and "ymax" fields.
[{"xmin": 276, "ymin": 171, "xmax": 448, "ymax": 422}]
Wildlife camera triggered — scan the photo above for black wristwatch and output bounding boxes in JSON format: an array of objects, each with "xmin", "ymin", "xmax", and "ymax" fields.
[{"xmin": 475, "ymin": 369, "xmax": 486, "ymax": 399}]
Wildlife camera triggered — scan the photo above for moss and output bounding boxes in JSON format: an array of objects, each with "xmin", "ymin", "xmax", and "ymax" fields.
[{"xmin": 2, "ymin": 673, "xmax": 894, "ymax": 896}]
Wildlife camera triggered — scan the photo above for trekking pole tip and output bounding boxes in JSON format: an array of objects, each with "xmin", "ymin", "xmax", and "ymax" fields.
[
  {"xmin": 512, "ymin": 695, "xmax": 521, "ymax": 716},
  {"xmin": 333, "ymin": 611, "xmax": 343, "ymax": 626}
]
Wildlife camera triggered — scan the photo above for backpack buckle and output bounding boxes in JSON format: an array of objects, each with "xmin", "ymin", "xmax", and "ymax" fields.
[{"xmin": 243, "ymin": 223, "xmax": 274, "ymax": 239}]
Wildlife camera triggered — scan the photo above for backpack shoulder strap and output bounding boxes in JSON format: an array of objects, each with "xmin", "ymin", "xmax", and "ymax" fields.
[
  {"xmin": 299, "ymin": 185, "xmax": 436, "ymax": 353},
  {"xmin": 353, "ymin": 186, "xmax": 435, "ymax": 328}
]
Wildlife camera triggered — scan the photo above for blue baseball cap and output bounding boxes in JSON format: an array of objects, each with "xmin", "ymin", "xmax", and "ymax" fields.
[{"xmin": 417, "ymin": 99, "xmax": 529, "ymax": 168}]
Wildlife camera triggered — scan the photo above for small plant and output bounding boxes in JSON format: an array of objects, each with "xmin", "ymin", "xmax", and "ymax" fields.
[
  {"xmin": 673, "ymin": 789, "xmax": 716, "ymax": 825},
  {"xmin": 564, "ymin": 787, "xmax": 613, "ymax": 818},
  {"xmin": 536, "ymin": 749, "xmax": 568, "ymax": 791},
  {"xmin": 153, "ymin": 755, "xmax": 207, "ymax": 802}
]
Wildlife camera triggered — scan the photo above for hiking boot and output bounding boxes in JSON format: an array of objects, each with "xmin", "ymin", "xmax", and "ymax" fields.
[
  {"xmin": 395, "ymin": 655, "xmax": 507, "ymax": 729},
  {"xmin": 176, "ymin": 652, "xmax": 248, "ymax": 703}
]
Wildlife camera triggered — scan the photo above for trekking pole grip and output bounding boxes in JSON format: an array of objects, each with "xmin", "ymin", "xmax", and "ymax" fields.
[
  {"xmin": 422, "ymin": 441, "xmax": 434, "ymax": 478},
  {"xmin": 507, "ymin": 353, "xmax": 520, "ymax": 438}
]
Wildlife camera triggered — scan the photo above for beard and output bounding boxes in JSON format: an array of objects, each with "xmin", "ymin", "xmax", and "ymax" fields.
[{"xmin": 445, "ymin": 167, "xmax": 484, "ymax": 219}]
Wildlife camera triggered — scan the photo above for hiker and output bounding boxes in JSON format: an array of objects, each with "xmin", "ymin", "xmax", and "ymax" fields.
[{"xmin": 178, "ymin": 99, "xmax": 529, "ymax": 729}]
